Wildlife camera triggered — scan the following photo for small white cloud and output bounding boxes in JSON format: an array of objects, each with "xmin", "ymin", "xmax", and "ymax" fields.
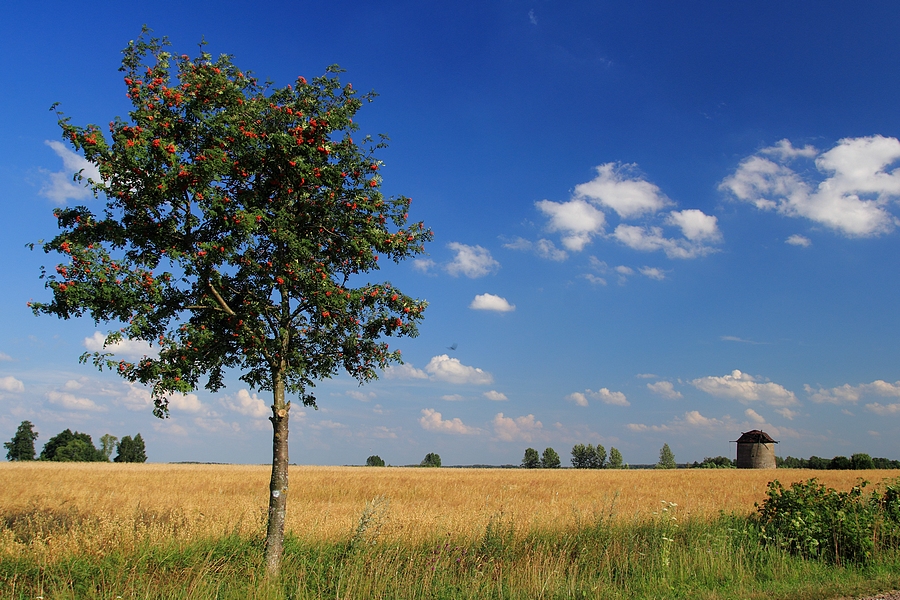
[
  {"xmin": 615, "ymin": 265, "xmax": 634, "ymax": 275},
  {"xmin": 492, "ymin": 412, "xmax": 542, "ymax": 442},
  {"xmin": 805, "ymin": 380, "xmax": 900, "ymax": 404},
  {"xmin": 483, "ymin": 390, "xmax": 508, "ymax": 401},
  {"xmin": 168, "ymin": 393, "xmax": 203, "ymax": 413},
  {"xmin": 0, "ymin": 376, "xmax": 24, "ymax": 393},
  {"xmin": 384, "ymin": 362, "xmax": 429, "ymax": 380},
  {"xmin": 692, "ymin": 369, "xmax": 799, "ymax": 407},
  {"xmin": 667, "ymin": 209, "xmax": 722, "ymax": 242},
  {"xmin": 865, "ymin": 403, "xmax": 900, "ymax": 416},
  {"xmin": 775, "ymin": 407, "xmax": 799, "ymax": 420},
  {"xmin": 442, "ymin": 394, "xmax": 465, "ymax": 402},
  {"xmin": 412, "ymin": 258, "xmax": 437, "ymax": 274},
  {"xmin": 745, "ymin": 408, "xmax": 766, "ymax": 424},
  {"xmin": 84, "ymin": 331, "xmax": 158, "ymax": 360},
  {"xmin": 0, "ymin": 352, "xmax": 12, "ymax": 362},
  {"xmin": 41, "ymin": 140, "xmax": 103, "ymax": 204},
  {"xmin": 639, "ymin": 266, "xmax": 666, "ymax": 280},
  {"xmin": 786, "ymin": 234, "xmax": 812, "ymax": 247},
  {"xmin": 613, "ymin": 223, "xmax": 719, "ymax": 259},
  {"xmin": 419, "ymin": 408, "xmax": 479, "ymax": 435},
  {"xmin": 46, "ymin": 390, "xmax": 105, "ymax": 412},
  {"xmin": 574, "ymin": 163, "xmax": 673, "ymax": 219},
  {"xmin": 470, "ymin": 293, "xmax": 515, "ymax": 312},
  {"xmin": 582, "ymin": 274, "xmax": 607, "ymax": 285},
  {"xmin": 346, "ymin": 390, "xmax": 376, "ymax": 402},
  {"xmin": 536, "ymin": 198, "xmax": 606, "ymax": 251},
  {"xmin": 647, "ymin": 381, "xmax": 682, "ymax": 399},
  {"xmin": 425, "ymin": 355, "xmax": 493, "ymax": 385},
  {"xmin": 221, "ymin": 389, "xmax": 270, "ymax": 418},
  {"xmin": 528, "ymin": 9, "xmax": 537, "ymax": 25},
  {"xmin": 567, "ymin": 388, "xmax": 629, "ymax": 407},
  {"xmin": 446, "ymin": 243, "xmax": 499, "ymax": 278}
]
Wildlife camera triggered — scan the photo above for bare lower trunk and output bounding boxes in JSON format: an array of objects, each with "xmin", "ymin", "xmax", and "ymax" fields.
[{"xmin": 264, "ymin": 375, "xmax": 290, "ymax": 576}]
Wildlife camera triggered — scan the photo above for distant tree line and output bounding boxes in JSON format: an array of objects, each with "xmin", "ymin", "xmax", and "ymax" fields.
[
  {"xmin": 689, "ymin": 456, "xmax": 735, "ymax": 469},
  {"xmin": 777, "ymin": 453, "xmax": 899, "ymax": 470},
  {"xmin": 520, "ymin": 445, "xmax": 627, "ymax": 469},
  {"xmin": 4, "ymin": 421, "xmax": 146, "ymax": 463}
]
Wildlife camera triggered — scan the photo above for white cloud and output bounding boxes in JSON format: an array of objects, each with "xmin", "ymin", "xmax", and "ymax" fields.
[
  {"xmin": 193, "ymin": 417, "xmax": 241, "ymax": 434},
  {"xmin": 483, "ymin": 390, "xmax": 508, "ymax": 401},
  {"xmin": 536, "ymin": 199, "xmax": 606, "ymax": 251},
  {"xmin": 720, "ymin": 136, "xmax": 900, "ymax": 237},
  {"xmin": 566, "ymin": 387, "xmax": 629, "ymax": 407},
  {"xmin": 419, "ymin": 408, "xmax": 479, "ymax": 435},
  {"xmin": 46, "ymin": 390, "xmax": 105, "ymax": 412},
  {"xmin": 384, "ymin": 362, "xmax": 429, "ymax": 380},
  {"xmin": 583, "ymin": 274, "xmax": 607, "ymax": 285},
  {"xmin": 117, "ymin": 383, "xmax": 154, "ymax": 412},
  {"xmin": 442, "ymin": 394, "xmax": 465, "ymax": 401},
  {"xmin": 84, "ymin": 332, "xmax": 158, "ymax": 360},
  {"xmin": 682, "ymin": 410, "xmax": 728, "ymax": 429},
  {"xmin": 41, "ymin": 140, "xmax": 102, "ymax": 204},
  {"xmin": 470, "ymin": 293, "xmax": 515, "ymax": 312},
  {"xmin": 0, "ymin": 376, "xmax": 24, "ymax": 393},
  {"xmin": 0, "ymin": 352, "xmax": 12, "ymax": 362},
  {"xmin": 667, "ymin": 209, "xmax": 722, "ymax": 242},
  {"xmin": 616, "ymin": 265, "xmax": 634, "ymax": 276},
  {"xmin": 805, "ymin": 380, "xmax": 900, "ymax": 404},
  {"xmin": 786, "ymin": 234, "xmax": 812, "ymax": 247},
  {"xmin": 168, "ymin": 393, "xmax": 203, "ymax": 413},
  {"xmin": 502, "ymin": 237, "xmax": 569, "ymax": 262},
  {"xmin": 412, "ymin": 258, "xmax": 437, "ymax": 274},
  {"xmin": 628, "ymin": 410, "xmax": 731, "ymax": 433},
  {"xmin": 425, "ymin": 355, "xmax": 493, "ymax": 385},
  {"xmin": 775, "ymin": 407, "xmax": 799, "ymax": 420},
  {"xmin": 744, "ymin": 408, "xmax": 766, "ymax": 424},
  {"xmin": 865, "ymin": 403, "xmax": 900, "ymax": 416},
  {"xmin": 691, "ymin": 369, "xmax": 799, "ymax": 407},
  {"xmin": 346, "ymin": 390, "xmax": 376, "ymax": 402},
  {"xmin": 492, "ymin": 412, "xmax": 542, "ymax": 442},
  {"xmin": 647, "ymin": 381, "xmax": 682, "ymax": 399},
  {"xmin": 613, "ymin": 224, "xmax": 719, "ymax": 259},
  {"xmin": 221, "ymin": 389, "xmax": 270, "ymax": 418},
  {"xmin": 446, "ymin": 243, "xmax": 499, "ymax": 278},
  {"xmin": 574, "ymin": 163, "xmax": 673, "ymax": 218}
]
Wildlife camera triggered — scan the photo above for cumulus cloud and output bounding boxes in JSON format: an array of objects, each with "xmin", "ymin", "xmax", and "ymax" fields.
[
  {"xmin": 0, "ymin": 376, "xmax": 24, "ymax": 393},
  {"xmin": 221, "ymin": 389, "xmax": 270, "ymax": 418},
  {"xmin": 47, "ymin": 390, "xmax": 105, "ymax": 412},
  {"xmin": 639, "ymin": 267, "xmax": 666, "ymax": 280},
  {"xmin": 492, "ymin": 412, "xmax": 542, "ymax": 442},
  {"xmin": 483, "ymin": 390, "xmax": 508, "ymax": 401},
  {"xmin": 786, "ymin": 234, "xmax": 812, "ymax": 247},
  {"xmin": 425, "ymin": 355, "xmax": 493, "ymax": 385},
  {"xmin": 167, "ymin": 393, "xmax": 204, "ymax": 413},
  {"xmin": 41, "ymin": 140, "xmax": 103, "ymax": 204},
  {"xmin": 535, "ymin": 163, "xmax": 721, "ymax": 258},
  {"xmin": 775, "ymin": 407, "xmax": 799, "ymax": 420},
  {"xmin": 745, "ymin": 408, "xmax": 766, "ymax": 424},
  {"xmin": 419, "ymin": 408, "xmax": 480, "ymax": 435},
  {"xmin": 628, "ymin": 410, "xmax": 733, "ymax": 433},
  {"xmin": 647, "ymin": 381, "xmax": 682, "ymax": 399},
  {"xmin": 384, "ymin": 362, "xmax": 429, "ymax": 380},
  {"xmin": 84, "ymin": 331, "xmax": 158, "ymax": 360},
  {"xmin": 446, "ymin": 243, "xmax": 499, "ymax": 278},
  {"xmin": 470, "ymin": 293, "xmax": 515, "ymax": 312},
  {"xmin": 805, "ymin": 380, "xmax": 900, "ymax": 404},
  {"xmin": 503, "ymin": 237, "xmax": 569, "ymax": 261},
  {"xmin": 691, "ymin": 370, "xmax": 799, "ymax": 407},
  {"xmin": 412, "ymin": 258, "xmax": 437, "ymax": 274},
  {"xmin": 346, "ymin": 390, "xmax": 376, "ymax": 402},
  {"xmin": 865, "ymin": 403, "xmax": 900, "ymax": 416},
  {"xmin": 566, "ymin": 387, "xmax": 629, "ymax": 407},
  {"xmin": 720, "ymin": 136, "xmax": 900, "ymax": 237}
]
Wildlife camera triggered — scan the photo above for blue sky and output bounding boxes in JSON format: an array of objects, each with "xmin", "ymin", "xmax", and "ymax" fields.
[{"xmin": 3, "ymin": 1, "xmax": 900, "ymax": 466}]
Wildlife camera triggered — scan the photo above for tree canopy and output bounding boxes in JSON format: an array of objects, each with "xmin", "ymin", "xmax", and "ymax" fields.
[
  {"xmin": 4, "ymin": 421, "xmax": 38, "ymax": 461},
  {"xmin": 31, "ymin": 29, "xmax": 430, "ymax": 574}
]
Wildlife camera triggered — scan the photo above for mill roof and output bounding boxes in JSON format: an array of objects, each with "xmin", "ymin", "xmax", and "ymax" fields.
[{"xmin": 733, "ymin": 430, "xmax": 778, "ymax": 444}]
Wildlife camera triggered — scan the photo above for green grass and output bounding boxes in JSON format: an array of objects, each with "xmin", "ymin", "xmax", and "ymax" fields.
[{"xmin": 2, "ymin": 511, "xmax": 900, "ymax": 599}]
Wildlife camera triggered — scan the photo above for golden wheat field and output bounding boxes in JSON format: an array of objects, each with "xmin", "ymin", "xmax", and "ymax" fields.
[{"xmin": 1, "ymin": 463, "xmax": 897, "ymax": 560}]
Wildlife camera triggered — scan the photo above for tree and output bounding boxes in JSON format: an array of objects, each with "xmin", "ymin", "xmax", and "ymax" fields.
[
  {"xmin": 693, "ymin": 456, "xmax": 733, "ymax": 469},
  {"xmin": 591, "ymin": 444, "xmax": 607, "ymax": 469},
  {"xmin": 608, "ymin": 447, "xmax": 623, "ymax": 469},
  {"xmin": 4, "ymin": 421, "xmax": 38, "ymax": 461},
  {"xmin": 829, "ymin": 455, "xmax": 851, "ymax": 470},
  {"xmin": 99, "ymin": 434, "xmax": 118, "ymax": 461},
  {"xmin": 40, "ymin": 429, "xmax": 104, "ymax": 462},
  {"xmin": 541, "ymin": 447, "xmax": 560, "ymax": 469},
  {"xmin": 420, "ymin": 452, "xmax": 441, "ymax": 467},
  {"xmin": 115, "ymin": 434, "xmax": 147, "ymax": 463},
  {"xmin": 571, "ymin": 443, "xmax": 605, "ymax": 469},
  {"xmin": 522, "ymin": 447, "xmax": 541, "ymax": 469},
  {"xmin": 656, "ymin": 443, "xmax": 676, "ymax": 469},
  {"xmin": 30, "ymin": 31, "xmax": 430, "ymax": 574},
  {"xmin": 850, "ymin": 453, "xmax": 875, "ymax": 470},
  {"xmin": 365, "ymin": 454, "xmax": 385, "ymax": 466}
]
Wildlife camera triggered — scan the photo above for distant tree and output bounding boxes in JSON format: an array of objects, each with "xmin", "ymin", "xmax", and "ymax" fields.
[
  {"xmin": 608, "ymin": 447, "xmax": 623, "ymax": 469},
  {"xmin": 99, "ymin": 434, "xmax": 118, "ymax": 461},
  {"xmin": 656, "ymin": 443, "xmax": 676, "ymax": 469},
  {"xmin": 807, "ymin": 455, "xmax": 829, "ymax": 470},
  {"xmin": 829, "ymin": 455, "xmax": 851, "ymax": 470},
  {"xmin": 522, "ymin": 447, "xmax": 541, "ymax": 469},
  {"xmin": 571, "ymin": 444, "xmax": 590, "ymax": 468},
  {"xmin": 850, "ymin": 453, "xmax": 875, "ymax": 470},
  {"xmin": 541, "ymin": 447, "xmax": 561, "ymax": 469},
  {"xmin": 41, "ymin": 429, "xmax": 104, "ymax": 462},
  {"xmin": 365, "ymin": 455, "xmax": 385, "ymax": 467},
  {"xmin": 874, "ymin": 457, "xmax": 900, "ymax": 469},
  {"xmin": 590, "ymin": 444, "xmax": 607, "ymax": 469},
  {"xmin": 694, "ymin": 456, "xmax": 733, "ymax": 469},
  {"xmin": 777, "ymin": 455, "xmax": 808, "ymax": 469},
  {"xmin": 4, "ymin": 420, "xmax": 38, "ymax": 461},
  {"xmin": 420, "ymin": 452, "xmax": 441, "ymax": 468},
  {"xmin": 114, "ymin": 434, "xmax": 147, "ymax": 463}
]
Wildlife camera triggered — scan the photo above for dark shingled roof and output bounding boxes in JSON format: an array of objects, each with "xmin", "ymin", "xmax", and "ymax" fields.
[{"xmin": 733, "ymin": 429, "xmax": 778, "ymax": 444}]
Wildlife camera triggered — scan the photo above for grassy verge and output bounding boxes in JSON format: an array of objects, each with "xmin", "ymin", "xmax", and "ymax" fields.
[{"xmin": 2, "ymin": 509, "xmax": 899, "ymax": 599}]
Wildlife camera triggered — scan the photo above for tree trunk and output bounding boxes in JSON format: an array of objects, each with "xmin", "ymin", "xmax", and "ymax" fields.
[{"xmin": 264, "ymin": 372, "xmax": 290, "ymax": 575}]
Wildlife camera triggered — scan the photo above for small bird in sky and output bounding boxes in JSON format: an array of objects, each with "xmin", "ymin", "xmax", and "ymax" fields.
[{"xmin": 447, "ymin": 343, "xmax": 458, "ymax": 351}]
